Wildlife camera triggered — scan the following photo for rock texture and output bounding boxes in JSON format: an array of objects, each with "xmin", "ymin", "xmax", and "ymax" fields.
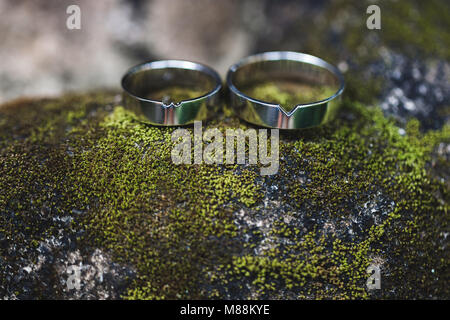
[{"xmin": 0, "ymin": 0, "xmax": 449, "ymax": 299}]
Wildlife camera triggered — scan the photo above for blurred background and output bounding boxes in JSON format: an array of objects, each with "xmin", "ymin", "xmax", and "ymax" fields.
[
  {"xmin": 0, "ymin": 0, "xmax": 342, "ymax": 103},
  {"xmin": 0, "ymin": 0, "xmax": 448, "ymax": 131}
]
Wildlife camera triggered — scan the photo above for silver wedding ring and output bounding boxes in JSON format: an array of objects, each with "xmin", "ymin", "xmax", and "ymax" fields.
[
  {"xmin": 122, "ymin": 60, "xmax": 222, "ymax": 126},
  {"xmin": 122, "ymin": 53, "xmax": 344, "ymax": 128},
  {"xmin": 226, "ymin": 51, "xmax": 345, "ymax": 129}
]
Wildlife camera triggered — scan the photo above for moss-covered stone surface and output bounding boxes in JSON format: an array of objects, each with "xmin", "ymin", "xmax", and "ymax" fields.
[
  {"xmin": 0, "ymin": 90, "xmax": 448, "ymax": 299},
  {"xmin": 0, "ymin": 0, "xmax": 449, "ymax": 299}
]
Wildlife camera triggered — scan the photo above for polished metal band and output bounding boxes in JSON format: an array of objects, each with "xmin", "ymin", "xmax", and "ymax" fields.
[
  {"xmin": 122, "ymin": 60, "xmax": 222, "ymax": 126},
  {"xmin": 226, "ymin": 51, "xmax": 345, "ymax": 129}
]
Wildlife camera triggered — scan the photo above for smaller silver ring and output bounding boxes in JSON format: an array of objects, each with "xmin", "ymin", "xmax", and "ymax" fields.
[
  {"xmin": 227, "ymin": 51, "xmax": 345, "ymax": 129},
  {"xmin": 122, "ymin": 60, "xmax": 222, "ymax": 126}
]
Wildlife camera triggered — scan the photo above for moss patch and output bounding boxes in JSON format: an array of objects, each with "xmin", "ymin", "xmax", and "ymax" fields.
[{"xmin": 0, "ymin": 90, "xmax": 448, "ymax": 299}]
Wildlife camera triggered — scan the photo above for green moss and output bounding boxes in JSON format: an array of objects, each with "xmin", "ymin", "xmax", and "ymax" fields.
[
  {"xmin": 300, "ymin": 0, "xmax": 450, "ymax": 105},
  {"xmin": 207, "ymin": 96, "xmax": 448, "ymax": 298},
  {"xmin": 64, "ymin": 105, "xmax": 262, "ymax": 299},
  {"xmin": 0, "ymin": 89, "xmax": 448, "ymax": 299},
  {"xmin": 378, "ymin": 0, "xmax": 450, "ymax": 60}
]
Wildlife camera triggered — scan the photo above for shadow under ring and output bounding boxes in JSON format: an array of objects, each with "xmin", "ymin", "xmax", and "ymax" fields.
[
  {"xmin": 226, "ymin": 51, "xmax": 345, "ymax": 129},
  {"xmin": 122, "ymin": 60, "xmax": 222, "ymax": 126}
]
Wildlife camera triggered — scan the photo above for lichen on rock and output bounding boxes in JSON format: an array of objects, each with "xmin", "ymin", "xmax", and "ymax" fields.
[{"xmin": 0, "ymin": 88, "xmax": 448, "ymax": 299}]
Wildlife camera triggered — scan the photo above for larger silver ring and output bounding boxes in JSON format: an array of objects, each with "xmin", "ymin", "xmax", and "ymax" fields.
[
  {"xmin": 122, "ymin": 60, "xmax": 222, "ymax": 126},
  {"xmin": 226, "ymin": 51, "xmax": 345, "ymax": 129}
]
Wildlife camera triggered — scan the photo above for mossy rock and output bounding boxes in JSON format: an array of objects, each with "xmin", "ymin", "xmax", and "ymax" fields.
[
  {"xmin": 1, "ymin": 0, "xmax": 449, "ymax": 300},
  {"xmin": 0, "ymin": 89, "xmax": 448, "ymax": 299}
]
